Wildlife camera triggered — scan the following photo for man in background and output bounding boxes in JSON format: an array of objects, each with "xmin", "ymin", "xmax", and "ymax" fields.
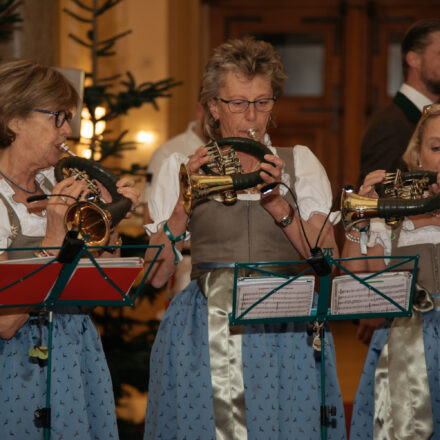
[
  {"xmin": 356, "ymin": 18, "xmax": 440, "ymax": 345},
  {"xmin": 358, "ymin": 18, "xmax": 440, "ymax": 186}
]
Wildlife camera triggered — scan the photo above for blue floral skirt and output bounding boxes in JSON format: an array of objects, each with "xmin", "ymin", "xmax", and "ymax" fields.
[
  {"xmin": 144, "ymin": 280, "xmax": 346, "ymax": 440},
  {"xmin": 0, "ymin": 312, "xmax": 118, "ymax": 440}
]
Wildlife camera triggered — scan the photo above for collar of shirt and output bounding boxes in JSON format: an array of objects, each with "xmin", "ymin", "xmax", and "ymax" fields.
[{"xmin": 400, "ymin": 83, "xmax": 433, "ymax": 112}]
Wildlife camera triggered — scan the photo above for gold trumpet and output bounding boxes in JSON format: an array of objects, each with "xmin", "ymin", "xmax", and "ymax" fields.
[
  {"xmin": 341, "ymin": 170, "xmax": 439, "ymax": 230},
  {"xmin": 179, "ymin": 136, "xmax": 272, "ymax": 213},
  {"xmin": 179, "ymin": 164, "xmax": 238, "ymax": 213},
  {"xmin": 55, "ymin": 143, "xmax": 131, "ymax": 247}
]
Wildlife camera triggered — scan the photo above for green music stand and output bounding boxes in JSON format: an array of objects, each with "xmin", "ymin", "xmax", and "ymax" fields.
[
  {"xmin": 229, "ymin": 249, "xmax": 418, "ymax": 440},
  {"xmin": 0, "ymin": 242, "xmax": 163, "ymax": 440}
]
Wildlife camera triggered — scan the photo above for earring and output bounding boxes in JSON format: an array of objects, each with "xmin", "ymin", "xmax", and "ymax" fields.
[{"xmin": 418, "ymin": 159, "xmax": 423, "ymax": 168}]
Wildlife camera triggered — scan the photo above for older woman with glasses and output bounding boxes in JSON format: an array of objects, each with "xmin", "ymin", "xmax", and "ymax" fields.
[
  {"xmin": 0, "ymin": 59, "xmax": 139, "ymax": 439},
  {"xmin": 344, "ymin": 104, "xmax": 440, "ymax": 439},
  {"xmin": 143, "ymin": 37, "xmax": 346, "ymax": 439}
]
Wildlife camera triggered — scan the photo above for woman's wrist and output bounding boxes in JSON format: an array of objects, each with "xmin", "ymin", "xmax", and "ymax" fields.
[
  {"xmin": 263, "ymin": 195, "xmax": 290, "ymax": 220},
  {"xmin": 345, "ymin": 224, "xmax": 369, "ymax": 254},
  {"xmin": 274, "ymin": 204, "xmax": 295, "ymax": 228},
  {"xmin": 38, "ymin": 239, "xmax": 58, "ymax": 256}
]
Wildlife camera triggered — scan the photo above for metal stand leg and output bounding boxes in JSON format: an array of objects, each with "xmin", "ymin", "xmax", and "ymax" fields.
[
  {"xmin": 34, "ymin": 311, "xmax": 53, "ymax": 440},
  {"xmin": 318, "ymin": 323, "xmax": 337, "ymax": 440}
]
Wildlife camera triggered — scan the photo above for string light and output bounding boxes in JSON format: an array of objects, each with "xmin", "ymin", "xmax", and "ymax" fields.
[
  {"xmin": 80, "ymin": 106, "xmax": 106, "ymax": 139},
  {"xmin": 137, "ymin": 130, "xmax": 156, "ymax": 144}
]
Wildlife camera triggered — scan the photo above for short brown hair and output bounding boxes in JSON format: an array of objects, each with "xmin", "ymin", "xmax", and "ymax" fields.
[
  {"xmin": 200, "ymin": 37, "xmax": 287, "ymax": 140},
  {"xmin": 402, "ymin": 19, "xmax": 440, "ymax": 80},
  {"xmin": 0, "ymin": 59, "xmax": 79, "ymax": 148}
]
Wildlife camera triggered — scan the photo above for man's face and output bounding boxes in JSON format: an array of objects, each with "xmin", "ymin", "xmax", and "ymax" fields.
[{"xmin": 419, "ymin": 31, "xmax": 440, "ymax": 95}]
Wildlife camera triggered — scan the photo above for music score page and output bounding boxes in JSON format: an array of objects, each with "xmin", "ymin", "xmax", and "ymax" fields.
[
  {"xmin": 235, "ymin": 276, "xmax": 315, "ymax": 320},
  {"xmin": 331, "ymin": 271, "xmax": 412, "ymax": 315}
]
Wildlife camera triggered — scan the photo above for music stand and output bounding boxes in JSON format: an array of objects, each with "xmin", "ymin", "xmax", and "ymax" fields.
[
  {"xmin": 229, "ymin": 249, "xmax": 418, "ymax": 440},
  {"xmin": 0, "ymin": 243, "xmax": 163, "ymax": 440}
]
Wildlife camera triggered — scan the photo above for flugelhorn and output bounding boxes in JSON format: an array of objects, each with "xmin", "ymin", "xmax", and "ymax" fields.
[
  {"xmin": 180, "ymin": 135, "xmax": 272, "ymax": 213},
  {"xmin": 341, "ymin": 170, "xmax": 439, "ymax": 230},
  {"xmin": 54, "ymin": 143, "xmax": 131, "ymax": 247}
]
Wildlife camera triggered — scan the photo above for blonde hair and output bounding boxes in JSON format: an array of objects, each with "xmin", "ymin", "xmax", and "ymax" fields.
[
  {"xmin": 0, "ymin": 59, "xmax": 79, "ymax": 148},
  {"xmin": 200, "ymin": 37, "xmax": 287, "ymax": 140},
  {"xmin": 403, "ymin": 104, "xmax": 440, "ymax": 170}
]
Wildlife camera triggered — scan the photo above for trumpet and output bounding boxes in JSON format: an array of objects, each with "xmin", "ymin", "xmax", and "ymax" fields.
[
  {"xmin": 55, "ymin": 143, "xmax": 131, "ymax": 247},
  {"xmin": 341, "ymin": 170, "xmax": 439, "ymax": 230},
  {"xmin": 179, "ymin": 136, "xmax": 272, "ymax": 213}
]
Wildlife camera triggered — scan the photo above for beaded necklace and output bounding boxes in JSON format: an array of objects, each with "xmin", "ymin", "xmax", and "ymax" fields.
[{"xmin": 0, "ymin": 168, "xmax": 38, "ymax": 194}]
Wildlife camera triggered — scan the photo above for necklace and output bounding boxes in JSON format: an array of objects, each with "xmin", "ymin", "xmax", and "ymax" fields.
[{"xmin": 0, "ymin": 168, "xmax": 38, "ymax": 194}]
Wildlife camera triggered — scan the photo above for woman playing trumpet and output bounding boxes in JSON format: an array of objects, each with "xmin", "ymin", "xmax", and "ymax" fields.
[
  {"xmin": 0, "ymin": 59, "xmax": 139, "ymax": 439},
  {"xmin": 344, "ymin": 103, "xmax": 440, "ymax": 439},
  {"xmin": 143, "ymin": 37, "xmax": 346, "ymax": 439}
]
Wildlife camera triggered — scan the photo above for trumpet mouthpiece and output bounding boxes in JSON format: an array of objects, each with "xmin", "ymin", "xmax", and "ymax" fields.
[
  {"xmin": 59, "ymin": 142, "xmax": 76, "ymax": 156},
  {"xmin": 247, "ymin": 128, "xmax": 257, "ymax": 140}
]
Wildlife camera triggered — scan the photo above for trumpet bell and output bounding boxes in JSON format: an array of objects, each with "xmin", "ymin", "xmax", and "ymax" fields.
[
  {"xmin": 179, "ymin": 164, "xmax": 236, "ymax": 214},
  {"xmin": 341, "ymin": 188, "xmax": 379, "ymax": 230},
  {"xmin": 64, "ymin": 201, "xmax": 111, "ymax": 248}
]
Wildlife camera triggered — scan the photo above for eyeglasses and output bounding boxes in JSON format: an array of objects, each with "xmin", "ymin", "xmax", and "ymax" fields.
[
  {"xmin": 216, "ymin": 97, "xmax": 276, "ymax": 113},
  {"xmin": 29, "ymin": 109, "xmax": 73, "ymax": 128}
]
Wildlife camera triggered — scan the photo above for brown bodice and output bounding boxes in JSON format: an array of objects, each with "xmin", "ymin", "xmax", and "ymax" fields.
[{"xmin": 189, "ymin": 147, "xmax": 300, "ymax": 275}]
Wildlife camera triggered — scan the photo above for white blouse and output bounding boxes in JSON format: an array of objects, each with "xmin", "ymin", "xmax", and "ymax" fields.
[
  {"xmin": 145, "ymin": 142, "xmax": 339, "ymax": 235},
  {"xmin": 369, "ymin": 217, "xmax": 440, "ymax": 258},
  {"xmin": 0, "ymin": 168, "xmax": 54, "ymax": 252}
]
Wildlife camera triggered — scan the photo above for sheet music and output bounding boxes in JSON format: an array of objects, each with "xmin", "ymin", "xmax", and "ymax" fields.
[
  {"xmin": 331, "ymin": 271, "xmax": 412, "ymax": 315},
  {"xmin": 235, "ymin": 276, "xmax": 315, "ymax": 320},
  {"xmin": 0, "ymin": 256, "xmax": 143, "ymax": 267}
]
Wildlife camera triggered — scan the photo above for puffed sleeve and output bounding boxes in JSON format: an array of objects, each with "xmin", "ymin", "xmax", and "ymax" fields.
[
  {"xmin": 293, "ymin": 145, "xmax": 340, "ymax": 224},
  {"xmin": 144, "ymin": 152, "xmax": 189, "ymax": 235}
]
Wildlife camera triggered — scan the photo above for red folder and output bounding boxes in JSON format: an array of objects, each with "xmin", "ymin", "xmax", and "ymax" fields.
[
  {"xmin": 0, "ymin": 258, "xmax": 144, "ymax": 306},
  {"xmin": 0, "ymin": 263, "xmax": 62, "ymax": 305},
  {"xmin": 60, "ymin": 265, "xmax": 143, "ymax": 301}
]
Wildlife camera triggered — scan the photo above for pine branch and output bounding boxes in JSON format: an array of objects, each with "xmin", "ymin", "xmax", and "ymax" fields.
[
  {"xmin": 0, "ymin": 0, "xmax": 22, "ymax": 41},
  {"xmin": 102, "ymin": 73, "xmax": 182, "ymax": 120},
  {"xmin": 62, "ymin": 8, "xmax": 92, "ymax": 23},
  {"xmin": 98, "ymin": 74, "xmax": 122, "ymax": 83},
  {"xmin": 0, "ymin": 0, "xmax": 15, "ymax": 13},
  {"xmin": 68, "ymin": 32, "xmax": 93, "ymax": 48},
  {"xmin": 69, "ymin": 0, "xmax": 95, "ymax": 12},
  {"xmin": 97, "ymin": 0, "xmax": 124, "ymax": 16},
  {"xmin": 97, "ymin": 29, "xmax": 131, "ymax": 46},
  {"xmin": 98, "ymin": 131, "xmax": 138, "ymax": 162}
]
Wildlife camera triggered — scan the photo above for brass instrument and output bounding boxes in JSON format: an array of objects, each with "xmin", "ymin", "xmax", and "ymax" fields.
[
  {"xmin": 55, "ymin": 144, "xmax": 131, "ymax": 247},
  {"xmin": 180, "ymin": 135, "xmax": 272, "ymax": 213},
  {"xmin": 341, "ymin": 170, "xmax": 439, "ymax": 230}
]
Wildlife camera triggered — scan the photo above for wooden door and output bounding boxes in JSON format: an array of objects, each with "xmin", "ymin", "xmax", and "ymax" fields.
[
  {"xmin": 209, "ymin": 0, "xmax": 344, "ymax": 197},
  {"xmin": 367, "ymin": 1, "xmax": 440, "ymax": 115}
]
